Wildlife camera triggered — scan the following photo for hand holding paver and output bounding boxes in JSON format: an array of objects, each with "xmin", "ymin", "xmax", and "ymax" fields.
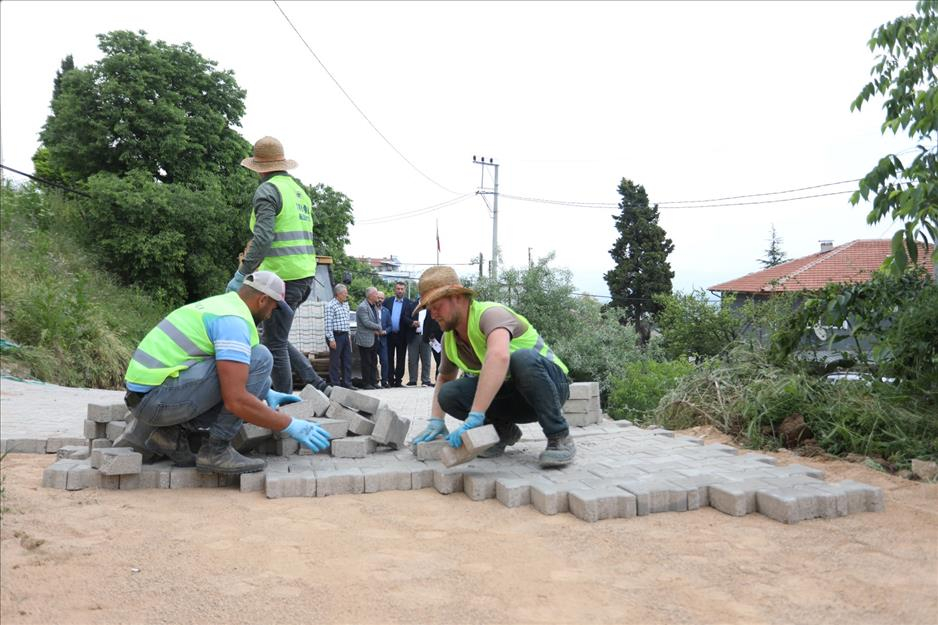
[
  {"xmin": 411, "ymin": 418, "xmax": 447, "ymax": 444},
  {"xmin": 282, "ymin": 417, "xmax": 331, "ymax": 452},
  {"xmin": 266, "ymin": 389, "xmax": 301, "ymax": 410},
  {"xmin": 447, "ymin": 411, "xmax": 485, "ymax": 448}
]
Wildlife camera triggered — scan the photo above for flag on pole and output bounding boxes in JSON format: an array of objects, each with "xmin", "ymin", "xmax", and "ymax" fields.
[{"xmin": 436, "ymin": 220, "xmax": 441, "ymax": 253}]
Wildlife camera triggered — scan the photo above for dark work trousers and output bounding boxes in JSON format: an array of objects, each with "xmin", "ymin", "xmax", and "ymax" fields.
[
  {"xmin": 131, "ymin": 344, "xmax": 273, "ymax": 442},
  {"xmin": 358, "ymin": 343, "xmax": 378, "ymax": 387},
  {"xmin": 329, "ymin": 331, "xmax": 353, "ymax": 387},
  {"xmin": 377, "ymin": 337, "xmax": 389, "ymax": 386},
  {"xmin": 387, "ymin": 330, "xmax": 408, "ymax": 386},
  {"xmin": 437, "ymin": 349, "xmax": 571, "ymax": 439},
  {"xmin": 260, "ymin": 276, "xmax": 329, "ymax": 393}
]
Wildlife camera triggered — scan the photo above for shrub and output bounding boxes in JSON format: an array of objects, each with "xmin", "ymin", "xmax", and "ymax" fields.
[
  {"xmin": 607, "ymin": 358, "xmax": 694, "ymax": 421},
  {"xmin": 655, "ymin": 290, "xmax": 741, "ymax": 362}
]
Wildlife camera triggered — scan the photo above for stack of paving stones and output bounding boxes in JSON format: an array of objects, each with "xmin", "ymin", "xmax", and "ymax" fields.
[
  {"xmin": 564, "ymin": 382, "xmax": 602, "ymax": 427},
  {"xmin": 29, "ymin": 385, "xmax": 885, "ymax": 525}
]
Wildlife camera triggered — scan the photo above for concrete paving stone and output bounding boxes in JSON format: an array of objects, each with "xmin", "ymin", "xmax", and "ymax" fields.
[
  {"xmin": 87, "ymin": 402, "xmax": 128, "ymax": 423},
  {"xmin": 462, "ymin": 425, "xmax": 499, "ymax": 455},
  {"xmin": 233, "ymin": 423, "xmax": 273, "ymax": 451},
  {"xmin": 120, "ymin": 473, "xmax": 142, "ymax": 490},
  {"xmin": 615, "ymin": 479, "xmax": 674, "ymax": 516},
  {"xmin": 755, "ymin": 488, "xmax": 803, "ymax": 524},
  {"xmin": 775, "ymin": 463, "xmax": 825, "ymax": 479},
  {"xmin": 94, "ymin": 472, "xmax": 122, "ymax": 490},
  {"xmin": 94, "ymin": 447, "xmax": 143, "ymax": 476},
  {"xmin": 275, "ymin": 438, "xmax": 300, "ymax": 456},
  {"xmin": 708, "ymin": 480, "xmax": 771, "ymax": 516},
  {"xmin": 495, "ymin": 477, "xmax": 534, "ymax": 508},
  {"xmin": 567, "ymin": 382, "xmax": 599, "ymax": 400},
  {"xmin": 42, "ymin": 459, "xmax": 81, "ymax": 489},
  {"xmin": 298, "ymin": 384, "xmax": 332, "ymax": 417},
  {"xmin": 433, "ymin": 468, "xmax": 464, "ymax": 494},
  {"xmin": 568, "ymin": 488, "xmax": 637, "ymax": 522},
  {"xmin": 331, "ymin": 436, "xmax": 377, "ymax": 458},
  {"xmin": 371, "ymin": 409, "xmax": 411, "ymax": 449},
  {"xmin": 760, "ymin": 474, "xmax": 824, "ymax": 488},
  {"xmin": 462, "ymin": 472, "xmax": 501, "ymax": 501},
  {"xmin": 563, "ymin": 399, "xmax": 594, "ymax": 414},
  {"xmin": 263, "ymin": 456, "xmax": 290, "ymax": 473},
  {"xmin": 739, "ymin": 452, "xmax": 778, "ymax": 465},
  {"xmin": 66, "ymin": 465, "xmax": 99, "ymax": 491},
  {"xmin": 834, "ymin": 480, "xmax": 885, "ymax": 513},
  {"xmin": 90, "ymin": 438, "xmax": 112, "ymax": 449},
  {"xmin": 288, "ymin": 457, "xmax": 314, "ymax": 472},
  {"xmin": 2, "ymin": 439, "xmax": 47, "ymax": 454},
  {"xmin": 43, "ymin": 436, "xmax": 84, "ymax": 453},
  {"xmin": 240, "ymin": 470, "xmax": 266, "ymax": 493},
  {"xmin": 529, "ymin": 481, "xmax": 587, "ymax": 515},
  {"xmin": 327, "ymin": 403, "xmax": 377, "ymax": 436},
  {"xmin": 266, "ymin": 472, "xmax": 317, "ymax": 498},
  {"xmin": 83, "ymin": 420, "xmax": 108, "ymax": 439},
  {"xmin": 316, "ymin": 468, "xmax": 364, "ymax": 497},
  {"xmin": 439, "ymin": 443, "xmax": 477, "ymax": 468},
  {"xmin": 278, "ymin": 398, "xmax": 318, "ymax": 420},
  {"xmin": 362, "ymin": 467, "xmax": 412, "ymax": 493},
  {"xmin": 311, "ymin": 418, "xmax": 348, "ymax": 440},
  {"xmin": 412, "ymin": 439, "xmax": 448, "ymax": 461},
  {"xmin": 170, "ymin": 466, "xmax": 200, "ymax": 489},
  {"xmin": 139, "ymin": 462, "xmax": 173, "ymax": 489},
  {"xmin": 329, "ymin": 386, "xmax": 381, "ymax": 415},
  {"xmin": 566, "ymin": 413, "xmax": 601, "ymax": 427},
  {"xmin": 57, "ymin": 445, "xmax": 90, "ymax": 460},
  {"xmin": 794, "ymin": 482, "xmax": 849, "ymax": 518},
  {"xmin": 105, "ymin": 421, "xmax": 127, "ymax": 441}
]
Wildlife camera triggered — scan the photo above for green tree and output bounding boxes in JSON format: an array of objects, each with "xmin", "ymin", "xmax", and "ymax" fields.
[
  {"xmin": 757, "ymin": 224, "xmax": 788, "ymax": 268},
  {"xmin": 603, "ymin": 178, "xmax": 675, "ymax": 344},
  {"xmin": 656, "ymin": 290, "xmax": 741, "ymax": 362},
  {"xmin": 39, "ymin": 30, "xmax": 251, "ymax": 186},
  {"xmin": 851, "ymin": 1, "xmax": 938, "ymax": 272}
]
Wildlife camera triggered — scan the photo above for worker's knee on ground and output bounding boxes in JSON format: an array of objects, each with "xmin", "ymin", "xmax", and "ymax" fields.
[{"xmin": 249, "ymin": 344, "xmax": 274, "ymax": 376}]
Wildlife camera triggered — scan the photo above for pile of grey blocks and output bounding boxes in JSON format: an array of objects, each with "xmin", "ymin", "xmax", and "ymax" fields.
[{"xmin": 564, "ymin": 382, "xmax": 601, "ymax": 426}]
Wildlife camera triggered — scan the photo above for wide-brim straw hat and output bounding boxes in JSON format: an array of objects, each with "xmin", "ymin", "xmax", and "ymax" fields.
[
  {"xmin": 240, "ymin": 136, "xmax": 298, "ymax": 173},
  {"xmin": 413, "ymin": 266, "xmax": 475, "ymax": 313}
]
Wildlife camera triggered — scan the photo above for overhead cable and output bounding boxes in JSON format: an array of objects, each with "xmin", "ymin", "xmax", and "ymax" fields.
[
  {"xmin": 272, "ymin": 1, "xmax": 460, "ymax": 195},
  {"xmin": 357, "ymin": 193, "xmax": 475, "ymax": 225}
]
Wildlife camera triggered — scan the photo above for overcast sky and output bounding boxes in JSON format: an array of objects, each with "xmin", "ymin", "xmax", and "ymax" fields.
[{"xmin": 0, "ymin": 1, "xmax": 920, "ymax": 298}]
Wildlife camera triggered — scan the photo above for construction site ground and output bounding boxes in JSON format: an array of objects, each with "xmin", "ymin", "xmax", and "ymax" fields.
[{"xmin": 0, "ymin": 378, "xmax": 936, "ymax": 625}]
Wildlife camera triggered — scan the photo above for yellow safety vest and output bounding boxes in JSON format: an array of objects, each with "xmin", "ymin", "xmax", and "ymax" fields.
[{"xmin": 250, "ymin": 174, "xmax": 316, "ymax": 280}]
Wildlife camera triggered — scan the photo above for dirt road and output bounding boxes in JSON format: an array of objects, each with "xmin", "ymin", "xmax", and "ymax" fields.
[{"xmin": 1, "ymin": 439, "xmax": 935, "ymax": 625}]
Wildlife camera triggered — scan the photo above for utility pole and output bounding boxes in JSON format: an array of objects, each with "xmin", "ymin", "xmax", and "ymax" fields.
[
  {"xmin": 472, "ymin": 155, "xmax": 499, "ymax": 281},
  {"xmin": 528, "ymin": 247, "xmax": 533, "ymax": 269}
]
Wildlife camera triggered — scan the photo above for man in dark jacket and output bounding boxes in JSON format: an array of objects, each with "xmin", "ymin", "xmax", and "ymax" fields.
[{"xmin": 383, "ymin": 281, "xmax": 416, "ymax": 387}]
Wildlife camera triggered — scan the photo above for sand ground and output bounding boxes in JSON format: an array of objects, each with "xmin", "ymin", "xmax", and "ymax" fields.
[{"xmin": 1, "ymin": 430, "xmax": 936, "ymax": 625}]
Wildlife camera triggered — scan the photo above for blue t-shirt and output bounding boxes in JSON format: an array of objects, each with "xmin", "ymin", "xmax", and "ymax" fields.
[{"xmin": 126, "ymin": 315, "xmax": 253, "ymax": 392}]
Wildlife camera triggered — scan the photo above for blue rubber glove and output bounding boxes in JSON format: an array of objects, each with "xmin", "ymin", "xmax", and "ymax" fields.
[
  {"xmin": 447, "ymin": 411, "xmax": 486, "ymax": 448},
  {"xmin": 411, "ymin": 418, "xmax": 447, "ymax": 445},
  {"xmin": 266, "ymin": 389, "xmax": 301, "ymax": 410},
  {"xmin": 282, "ymin": 417, "xmax": 331, "ymax": 452},
  {"xmin": 226, "ymin": 270, "xmax": 245, "ymax": 293}
]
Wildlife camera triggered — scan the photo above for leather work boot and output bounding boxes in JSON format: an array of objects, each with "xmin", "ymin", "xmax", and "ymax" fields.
[
  {"xmin": 479, "ymin": 423, "xmax": 523, "ymax": 458},
  {"xmin": 144, "ymin": 426, "xmax": 196, "ymax": 467},
  {"xmin": 196, "ymin": 438, "xmax": 266, "ymax": 475},
  {"xmin": 538, "ymin": 433, "xmax": 576, "ymax": 468}
]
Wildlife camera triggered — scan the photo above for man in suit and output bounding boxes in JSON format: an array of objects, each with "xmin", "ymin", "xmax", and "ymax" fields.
[
  {"xmin": 383, "ymin": 281, "xmax": 416, "ymax": 387},
  {"xmin": 354, "ymin": 287, "xmax": 383, "ymax": 390},
  {"xmin": 376, "ymin": 290, "xmax": 392, "ymax": 388}
]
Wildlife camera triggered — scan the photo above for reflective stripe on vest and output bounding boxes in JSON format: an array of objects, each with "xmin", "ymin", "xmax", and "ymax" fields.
[
  {"xmin": 443, "ymin": 300, "xmax": 568, "ymax": 376},
  {"xmin": 124, "ymin": 292, "xmax": 260, "ymax": 387},
  {"xmin": 250, "ymin": 175, "xmax": 316, "ymax": 280}
]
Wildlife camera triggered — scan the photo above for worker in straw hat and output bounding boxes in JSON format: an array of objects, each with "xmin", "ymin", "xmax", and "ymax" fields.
[
  {"xmin": 410, "ymin": 266, "xmax": 576, "ymax": 467},
  {"xmin": 227, "ymin": 136, "xmax": 332, "ymax": 398},
  {"xmin": 123, "ymin": 271, "xmax": 332, "ymax": 474}
]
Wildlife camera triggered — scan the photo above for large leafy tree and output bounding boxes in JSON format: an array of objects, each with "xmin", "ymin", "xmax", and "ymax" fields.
[
  {"xmin": 851, "ymin": 1, "xmax": 937, "ymax": 271},
  {"xmin": 604, "ymin": 178, "xmax": 674, "ymax": 344},
  {"xmin": 39, "ymin": 30, "xmax": 251, "ymax": 186}
]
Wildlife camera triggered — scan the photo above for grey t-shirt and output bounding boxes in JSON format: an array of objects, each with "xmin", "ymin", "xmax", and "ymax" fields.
[
  {"xmin": 238, "ymin": 172, "xmax": 285, "ymax": 275},
  {"xmin": 439, "ymin": 304, "xmax": 529, "ymax": 376}
]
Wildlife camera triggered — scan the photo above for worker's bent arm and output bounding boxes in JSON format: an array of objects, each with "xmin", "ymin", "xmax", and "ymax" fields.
[
  {"xmin": 470, "ymin": 328, "xmax": 510, "ymax": 414},
  {"xmin": 430, "ymin": 369, "xmax": 459, "ymax": 419},
  {"xmin": 216, "ymin": 360, "xmax": 291, "ymax": 431}
]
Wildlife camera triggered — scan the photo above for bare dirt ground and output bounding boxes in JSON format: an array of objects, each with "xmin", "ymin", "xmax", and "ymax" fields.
[{"xmin": 1, "ymin": 428, "xmax": 936, "ymax": 625}]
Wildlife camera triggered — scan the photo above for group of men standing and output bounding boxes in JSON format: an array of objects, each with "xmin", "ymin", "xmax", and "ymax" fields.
[
  {"xmin": 122, "ymin": 136, "xmax": 576, "ymax": 476},
  {"xmin": 328, "ymin": 281, "xmax": 442, "ymax": 390}
]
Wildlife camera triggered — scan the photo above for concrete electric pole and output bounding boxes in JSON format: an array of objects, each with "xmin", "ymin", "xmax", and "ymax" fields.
[{"xmin": 472, "ymin": 155, "xmax": 499, "ymax": 281}]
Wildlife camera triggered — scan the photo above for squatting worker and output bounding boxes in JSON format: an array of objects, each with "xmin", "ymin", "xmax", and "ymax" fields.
[
  {"xmin": 123, "ymin": 271, "xmax": 332, "ymax": 474},
  {"xmin": 226, "ymin": 136, "xmax": 331, "ymax": 396},
  {"xmin": 410, "ymin": 266, "xmax": 575, "ymax": 467}
]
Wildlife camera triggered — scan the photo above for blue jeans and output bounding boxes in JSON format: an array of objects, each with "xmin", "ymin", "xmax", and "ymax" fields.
[
  {"xmin": 437, "ymin": 349, "xmax": 571, "ymax": 438},
  {"xmin": 131, "ymin": 345, "xmax": 273, "ymax": 442},
  {"xmin": 261, "ymin": 276, "xmax": 328, "ymax": 393},
  {"xmin": 377, "ymin": 337, "xmax": 389, "ymax": 385}
]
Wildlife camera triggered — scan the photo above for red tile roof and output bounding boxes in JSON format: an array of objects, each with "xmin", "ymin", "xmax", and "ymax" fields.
[{"xmin": 709, "ymin": 239, "xmax": 935, "ymax": 293}]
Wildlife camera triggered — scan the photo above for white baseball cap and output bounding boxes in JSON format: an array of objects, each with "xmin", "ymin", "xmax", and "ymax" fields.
[{"xmin": 244, "ymin": 271, "xmax": 285, "ymax": 302}]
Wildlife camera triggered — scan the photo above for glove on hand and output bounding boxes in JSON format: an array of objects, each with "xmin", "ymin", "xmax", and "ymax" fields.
[
  {"xmin": 226, "ymin": 271, "xmax": 245, "ymax": 293},
  {"xmin": 446, "ymin": 411, "xmax": 486, "ymax": 448},
  {"xmin": 411, "ymin": 418, "xmax": 447, "ymax": 445},
  {"xmin": 266, "ymin": 389, "xmax": 301, "ymax": 410},
  {"xmin": 282, "ymin": 417, "xmax": 331, "ymax": 453}
]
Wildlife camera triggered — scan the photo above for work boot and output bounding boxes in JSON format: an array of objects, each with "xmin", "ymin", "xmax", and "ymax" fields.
[
  {"xmin": 196, "ymin": 438, "xmax": 266, "ymax": 475},
  {"xmin": 538, "ymin": 432, "xmax": 576, "ymax": 468},
  {"xmin": 144, "ymin": 425, "xmax": 196, "ymax": 467},
  {"xmin": 479, "ymin": 423, "xmax": 523, "ymax": 458}
]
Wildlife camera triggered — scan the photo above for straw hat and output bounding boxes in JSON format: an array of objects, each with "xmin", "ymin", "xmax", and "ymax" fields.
[
  {"xmin": 413, "ymin": 266, "xmax": 475, "ymax": 313},
  {"xmin": 240, "ymin": 136, "xmax": 298, "ymax": 173}
]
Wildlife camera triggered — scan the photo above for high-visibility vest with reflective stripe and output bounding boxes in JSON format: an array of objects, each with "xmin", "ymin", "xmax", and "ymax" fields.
[
  {"xmin": 249, "ymin": 174, "xmax": 316, "ymax": 280},
  {"xmin": 443, "ymin": 300, "xmax": 568, "ymax": 376},
  {"xmin": 124, "ymin": 292, "xmax": 260, "ymax": 387}
]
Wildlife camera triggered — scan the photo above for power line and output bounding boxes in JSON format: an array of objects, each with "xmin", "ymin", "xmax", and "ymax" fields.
[
  {"xmin": 655, "ymin": 178, "xmax": 861, "ymax": 205},
  {"xmin": 272, "ymin": 1, "xmax": 459, "ymax": 195},
  {"xmin": 357, "ymin": 193, "xmax": 475, "ymax": 224},
  {"xmin": 500, "ymin": 189, "xmax": 857, "ymax": 210},
  {"xmin": 0, "ymin": 164, "xmax": 91, "ymax": 198}
]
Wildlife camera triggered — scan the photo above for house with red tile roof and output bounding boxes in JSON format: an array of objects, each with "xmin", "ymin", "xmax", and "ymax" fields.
[{"xmin": 709, "ymin": 239, "xmax": 935, "ymax": 299}]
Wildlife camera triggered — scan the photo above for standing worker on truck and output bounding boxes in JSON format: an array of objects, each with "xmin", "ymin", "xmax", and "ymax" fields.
[{"xmin": 226, "ymin": 136, "xmax": 331, "ymax": 396}]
